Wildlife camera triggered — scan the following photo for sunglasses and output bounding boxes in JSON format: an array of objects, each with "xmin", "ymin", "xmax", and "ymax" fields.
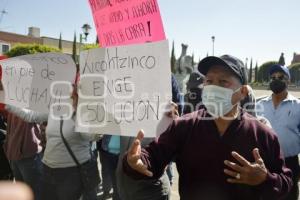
[{"xmin": 270, "ymin": 75, "xmax": 287, "ymax": 81}]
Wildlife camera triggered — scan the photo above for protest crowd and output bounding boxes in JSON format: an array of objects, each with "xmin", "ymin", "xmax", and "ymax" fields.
[
  {"xmin": 0, "ymin": 52, "xmax": 300, "ymax": 200},
  {"xmin": 0, "ymin": 1, "xmax": 300, "ymax": 200}
]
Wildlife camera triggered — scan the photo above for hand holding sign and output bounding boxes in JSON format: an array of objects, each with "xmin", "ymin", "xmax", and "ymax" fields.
[{"xmin": 127, "ymin": 130, "xmax": 153, "ymax": 177}]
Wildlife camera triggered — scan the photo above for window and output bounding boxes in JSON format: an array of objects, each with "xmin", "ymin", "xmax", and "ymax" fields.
[{"xmin": 2, "ymin": 44, "xmax": 9, "ymax": 53}]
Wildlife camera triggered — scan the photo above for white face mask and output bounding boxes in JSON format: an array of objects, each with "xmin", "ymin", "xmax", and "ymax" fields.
[{"xmin": 202, "ymin": 85, "xmax": 239, "ymax": 118}]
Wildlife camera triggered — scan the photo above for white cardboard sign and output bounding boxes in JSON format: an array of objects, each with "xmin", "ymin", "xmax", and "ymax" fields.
[
  {"xmin": 0, "ymin": 53, "xmax": 76, "ymax": 113},
  {"xmin": 77, "ymin": 40, "xmax": 172, "ymax": 137}
]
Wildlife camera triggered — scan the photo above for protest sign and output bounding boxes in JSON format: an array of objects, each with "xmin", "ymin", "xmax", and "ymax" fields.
[
  {"xmin": 77, "ymin": 40, "xmax": 172, "ymax": 137},
  {"xmin": 0, "ymin": 53, "xmax": 76, "ymax": 113},
  {"xmin": 88, "ymin": 0, "xmax": 166, "ymax": 46}
]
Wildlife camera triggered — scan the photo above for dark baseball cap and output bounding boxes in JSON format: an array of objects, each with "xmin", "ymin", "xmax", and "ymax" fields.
[
  {"xmin": 198, "ymin": 55, "xmax": 247, "ymax": 84},
  {"xmin": 269, "ymin": 64, "xmax": 290, "ymax": 79}
]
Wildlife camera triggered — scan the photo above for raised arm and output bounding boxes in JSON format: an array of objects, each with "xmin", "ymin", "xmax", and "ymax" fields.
[
  {"xmin": 5, "ymin": 105, "xmax": 48, "ymax": 123},
  {"xmin": 123, "ymin": 118, "xmax": 188, "ymax": 179}
]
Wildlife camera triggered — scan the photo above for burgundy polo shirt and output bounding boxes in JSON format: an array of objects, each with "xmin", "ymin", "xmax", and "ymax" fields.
[{"xmin": 124, "ymin": 109, "xmax": 292, "ymax": 200}]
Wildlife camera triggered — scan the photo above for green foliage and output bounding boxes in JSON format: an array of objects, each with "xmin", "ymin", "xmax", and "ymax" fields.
[
  {"xmin": 170, "ymin": 41, "xmax": 176, "ymax": 73},
  {"xmin": 5, "ymin": 44, "xmax": 60, "ymax": 57},
  {"xmin": 82, "ymin": 44, "xmax": 99, "ymax": 50},
  {"xmin": 72, "ymin": 33, "xmax": 77, "ymax": 63},
  {"xmin": 257, "ymin": 61, "xmax": 278, "ymax": 82},
  {"xmin": 289, "ymin": 62, "xmax": 300, "ymax": 83},
  {"xmin": 191, "ymin": 53, "xmax": 194, "ymax": 67},
  {"xmin": 58, "ymin": 33, "xmax": 62, "ymax": 50},
  {"xmin": 249, "ymin": 58, "xmax": 253, "ymax": 83},
  {"xmin": 254, "ymin": 62, "xmax": 258, "ymax": 82}
]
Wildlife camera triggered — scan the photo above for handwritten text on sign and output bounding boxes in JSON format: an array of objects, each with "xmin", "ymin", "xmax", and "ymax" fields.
[
  {"xmin": 77, "ymin": 40, "xmax": 171, "ymax": 137},
  {"xmin": 0, "ymin": 53, "xmax": 76, "ymax": 113},
  {"xmin": 88, "ymin": 0, "xmax": 165, "ymax": 46}
]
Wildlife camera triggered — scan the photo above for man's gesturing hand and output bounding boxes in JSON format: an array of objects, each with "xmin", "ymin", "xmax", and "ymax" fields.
[
  {"xmin": 127, "ymin": 130, "xmax": 153, "ymax": 177},
  {"xmin": 224, "ymin": 148, "xmax": 268, "ymax": 186}
]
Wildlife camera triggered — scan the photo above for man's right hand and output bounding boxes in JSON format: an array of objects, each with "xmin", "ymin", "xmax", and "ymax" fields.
[{"xmin": 127, "ymin": 130, "xmax": 153, "ymax": 177}]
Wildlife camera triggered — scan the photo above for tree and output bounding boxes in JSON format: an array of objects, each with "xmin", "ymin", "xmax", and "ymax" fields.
[
  {"xmin": 248, "ymin": 58, "xmax": 253, "ymax": 83},
  {"xmin": 191, "ymin": 53, "xmax": 195, "ymax": 68},
  {"xmin": 170, "ymin": 40, "xmax": 176, "ymax": 73},
  {"xmin": 289, "ymin": 62, "xmax": 300, "ymax": 84},
  {"xmin": 96, "ymin": 36, "xmax": 99, "ymax": 45},
  {"xmin": 254, "ymin": 62, "xmax": 258, "ymax": 82},
  {"xmin": 72, "ymin": 32, "xmax": 77, "ymax": 63},
  {"xmin": 257, "ymin": 61, "xmax": 277, "ymax": 83},
  {"xmin": 58, "ymin": 33, "xmax": 62, "ymax": 50},
  {"xmin": 5, "ymin": 44, "xmax": 60, "ymax": 57},
  {"xmin": 278, "ymin": 52, "xmax": 285, "ymax": 66}
]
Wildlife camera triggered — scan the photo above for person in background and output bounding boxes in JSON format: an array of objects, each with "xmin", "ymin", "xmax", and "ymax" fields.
[
  {"xmin": 183, "ymin": 71, "xmax": 205, "ymax": 114},
  {"xmin": 123, "ymin": 55, "xmax": 292, "ymax": 200},
  {"xmin": 171, "ymin": 74, "xmax": 184, "ymax": 116},
  {"xmin": 0, "ymin": 109, "xmax": 13, "ymax": 181},
  {"xmin": 98, "ymin": 135, "xmax": 121, "ymax": 200},
  {"xmin": 3, "ymin": 105, "xmax": 46, "ymax": 200},
  {"xmin": 40, "ymin": 84, "xmax": 101, "ymax": 200},
  {"xmin": 257, "ymin": 64, "xmax": 300, "ymax": 200},
  {"xmin": 165, "ymin": 74, "xmax": 184, "ymax": 186},
  {"xmin": 7, "ymin": 83, "xmax": 101, "ymax": 200}
]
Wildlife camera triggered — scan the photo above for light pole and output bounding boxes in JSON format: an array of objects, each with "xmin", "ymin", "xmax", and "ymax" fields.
[
  {"xmin": 80, "ymin": 23, "xmax": 92, "ymax": 43},
  {"xmin": 211, "ymin": 36, "xmax": 215, "ymax": 56},
  {"xmin": 78, "ymin": 23, "xmax": 91, "ymax": 63}
]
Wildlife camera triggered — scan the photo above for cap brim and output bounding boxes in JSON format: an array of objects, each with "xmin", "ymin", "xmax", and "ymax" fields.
[
  {"xmin": 198, "ymin": 56, "xmax": 231, "ymax": 75},
  {"xmin": 269, "ymin": 65, "xmax": 285, "ymax": 75}
]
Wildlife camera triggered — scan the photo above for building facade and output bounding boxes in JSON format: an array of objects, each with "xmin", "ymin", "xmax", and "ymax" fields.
[
  {"xmin": 0, "ymin": 27, "xmax": 85, "ymax": 56},
  {"xmin": 292, "ymin": 52, "xmax": 300, "ymax": 64}
]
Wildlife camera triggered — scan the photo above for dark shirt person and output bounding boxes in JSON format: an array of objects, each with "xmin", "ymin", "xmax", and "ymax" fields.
[
  {"xmin": 171, "ymin": 74, "xmax": 184, "ymax": 116},
  {"xmin": 123, "ymin": 55, "xmax": 292, "ymax": 200},
  {"xmin": 183, "ymin": 71, "xmax": 205, "ymax": 114}
]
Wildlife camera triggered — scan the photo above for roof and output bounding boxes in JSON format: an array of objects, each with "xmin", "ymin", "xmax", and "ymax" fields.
[{"xmin": 0, "ymin": 31, "xmax": 42, "ymax": 44}]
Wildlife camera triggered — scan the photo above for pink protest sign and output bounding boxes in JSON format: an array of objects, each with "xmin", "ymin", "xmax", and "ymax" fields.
[{"xmin": 88, "ymin": 0, "xmax": 166, "ymax": 47}]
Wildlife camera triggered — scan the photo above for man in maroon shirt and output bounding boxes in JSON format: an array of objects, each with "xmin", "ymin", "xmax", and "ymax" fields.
[{"xmin": 123, "ymin": 55, "xmax": 292, "ymax": 200}]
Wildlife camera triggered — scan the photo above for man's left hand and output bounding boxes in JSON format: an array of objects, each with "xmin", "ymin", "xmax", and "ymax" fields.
[{"xmin": 224, "ymin": 148, "xmax": 268, "ymax": 186}]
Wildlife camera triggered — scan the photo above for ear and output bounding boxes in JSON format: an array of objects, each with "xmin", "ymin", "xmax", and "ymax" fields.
[{"xmin": 231, "ymin": 85, "xmax": 249, "ymax": 105}]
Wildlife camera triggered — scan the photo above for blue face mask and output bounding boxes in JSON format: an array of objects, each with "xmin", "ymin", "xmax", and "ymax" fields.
[{"xmin": 202, "ymin": 85, "xmax": 239, "ymax": 118}]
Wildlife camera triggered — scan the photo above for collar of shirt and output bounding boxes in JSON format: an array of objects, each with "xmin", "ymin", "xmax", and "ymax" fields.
[{"xmin": 261, "ymin": 93, "xmax": 298, "ymax": 103}]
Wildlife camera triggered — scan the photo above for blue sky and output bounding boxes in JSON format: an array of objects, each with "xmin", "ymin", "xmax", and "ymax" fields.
[{"xmin": 1, "ymin": 0, "xmax": 299, "ymax": 66}]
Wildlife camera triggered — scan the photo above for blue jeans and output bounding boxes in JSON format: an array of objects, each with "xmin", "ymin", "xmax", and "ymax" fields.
[{"xmin": 10, "ymin": 153, "xmax": 43, "ymax": 200}]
